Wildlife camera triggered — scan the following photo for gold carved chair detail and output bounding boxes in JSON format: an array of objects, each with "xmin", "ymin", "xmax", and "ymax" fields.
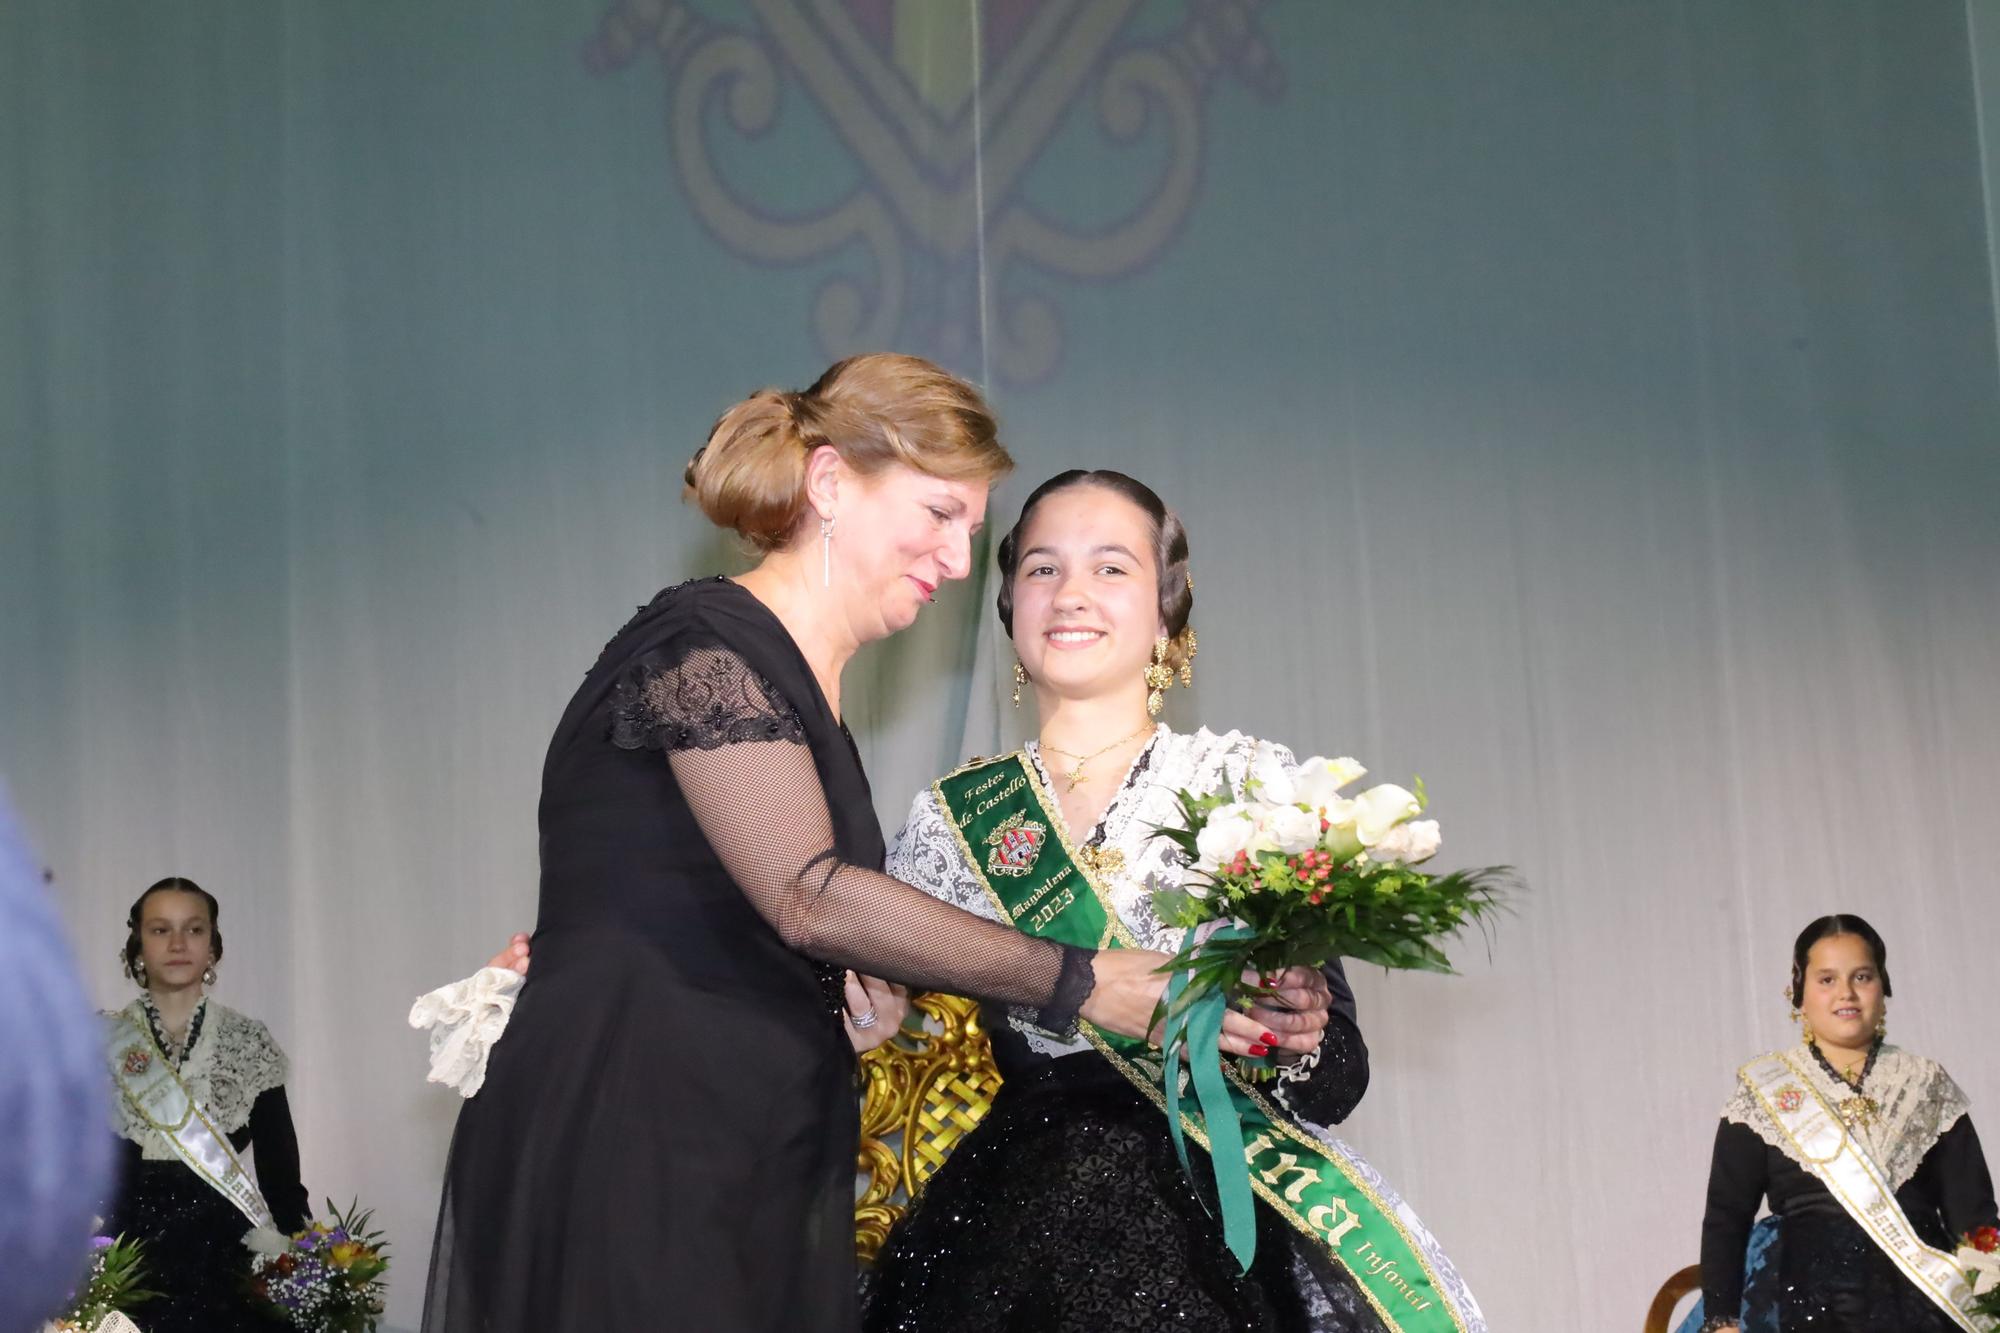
[{"xmin": 853, "ymin": 992, "xmax": 1003, "ymax": 1263}]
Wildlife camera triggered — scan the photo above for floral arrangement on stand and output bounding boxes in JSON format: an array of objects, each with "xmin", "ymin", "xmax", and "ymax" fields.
[{"xmin": 245, "ymin": 1199, "xmax": 390, "ymax": 1333}]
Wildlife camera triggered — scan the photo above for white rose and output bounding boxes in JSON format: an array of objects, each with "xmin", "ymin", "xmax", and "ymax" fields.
[
  {"xmin": 1195, "ymin": 804, "xmax": 1262, "ymax": 870},
  {"xmin": 1244, "ymin": 748, "xmax": 1297, "ymax": 805},
  {"xmin": 1292, "ymin": 756, "xmax": 1366, "ymax": 810},
  {"xmin": 1352, "ymin": 783, "xmax": 1422, "ymax": 845},
  {"xmin": 1367, "ymin": 818, "xmax": 1441, "ymax": 865},
  {"xmin": 1263, "ymin": 804, "xmax": 1321, "ymax": 854}
]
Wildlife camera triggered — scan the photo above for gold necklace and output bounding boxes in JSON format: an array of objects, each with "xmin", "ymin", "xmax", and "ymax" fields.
[{"xmin": 1039, "ymin": 723, "xmax": 1154, "ymax": 793}]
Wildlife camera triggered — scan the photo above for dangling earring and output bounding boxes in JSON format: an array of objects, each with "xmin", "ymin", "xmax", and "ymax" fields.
[
  {"xmin": 1144, "ymin": 638, "xmax": 1174, "ymax": 717},
  {"xmin": 1800, "ymin": 1014, "xmax": 1816, "ymax": 1046},
  {"xmin": 820, "ymin": 515, "xmax": 835, "ymax": 588},
  {"xmin": 1011, "ymin": 661, "xmax": 1026, "ymax": 708},
  {"xmin": 1178, "ymin": 626, "xmax": 1197, "ymax": 688},
  {"xmin": 131, "ymin": 955, "xmax": 148, "ymax": 988},
  {"xmin": 1874, "ymin": 1007, "xmax": 1887, "ymax": 1040},
  {"xmin": 202, "ymin": 964, "xmax": 217, "ymax": 987}
]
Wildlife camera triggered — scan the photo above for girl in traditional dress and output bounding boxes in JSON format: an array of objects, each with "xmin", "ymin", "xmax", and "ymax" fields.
[
  {"xmin": 103, "ymin": 877, "xmax": 309, "ymax": 1332},
  {"xmin": 1698, "ymin": 914, "xmax": 1997, "ymax": 1333},
  {"xmin": 861, "ymin": 470, "xmax": 1485, "ymax": 1333}
]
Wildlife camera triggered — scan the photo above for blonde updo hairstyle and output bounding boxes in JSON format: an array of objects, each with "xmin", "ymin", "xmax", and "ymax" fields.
[{"xmin": 684, "ymin": 354, "xmax": 1011, "ymax": 552}]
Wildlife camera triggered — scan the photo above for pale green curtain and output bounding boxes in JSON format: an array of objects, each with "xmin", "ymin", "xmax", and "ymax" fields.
[{"xmin": 5, "ymin": 4, "xmax": 1999, "ymax": 1327}]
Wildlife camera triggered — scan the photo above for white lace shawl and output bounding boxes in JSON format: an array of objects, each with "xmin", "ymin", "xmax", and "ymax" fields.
[
  {"xmin": 1723, "ymin": 1043, "xmax": 1973, "ymax": 1190},
  {"xmin": 104, "ymin": 999, "xmax": 290, "ymax": 1160},
  {"xmin": 886, "ymin": 724, "xmax": 1295, "ymax": 1056}
]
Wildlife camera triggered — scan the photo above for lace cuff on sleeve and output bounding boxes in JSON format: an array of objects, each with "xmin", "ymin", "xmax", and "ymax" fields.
[
  {"xmin": 408, "ymin": 967, "xmax": 524, "ymax": 1098},
  {"xmin": 609, "ymin": 640, "xmax": 806, "ymax": 752}
]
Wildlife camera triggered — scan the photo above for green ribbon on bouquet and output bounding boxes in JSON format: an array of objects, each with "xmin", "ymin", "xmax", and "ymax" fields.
[
  {"xmin": 932, "ymin": 751, "xmax": 1473, "ymax": 1333},
  {"xmin": 1161, "ymin": 920, "xmax": 1260, "ymax": 1269}
]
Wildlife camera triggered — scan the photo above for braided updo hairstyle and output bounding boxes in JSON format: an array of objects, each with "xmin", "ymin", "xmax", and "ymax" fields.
[{"xmin": 993, "ymin": 469, "xmax": 1195, "ymax": 675}]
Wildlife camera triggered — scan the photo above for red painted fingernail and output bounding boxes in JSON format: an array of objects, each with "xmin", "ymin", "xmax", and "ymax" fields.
[
  {"xmin": 1261, "ymin": 1031, "xmax": 1279, "ymax": 1046},
  {"xmin": 1248, "ymin": 1044, "xmax": 1271, "ymax": 1057},
  {"xmin": 1261, "ymin": 974, "xmax": 1276, "ymax": 987}
]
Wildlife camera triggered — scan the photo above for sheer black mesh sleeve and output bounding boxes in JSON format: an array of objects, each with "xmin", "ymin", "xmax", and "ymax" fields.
[
  {"xmin": 1271, "ymin": 961, "xmax": 1370, "ymax": 1125},
  {"xmin": 628, "ymin": 643, "xmax": 1096, "ymax": 1027}
]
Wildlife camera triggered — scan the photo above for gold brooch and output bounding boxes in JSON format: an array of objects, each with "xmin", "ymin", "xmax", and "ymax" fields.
[
  {"xmin": 1836, "ymin": 1096, "xmax": 1880, "ymax": 1130},
  {"xmin": 1076, "ymin": 845, "xmax": 1126, "ymax": 879}
]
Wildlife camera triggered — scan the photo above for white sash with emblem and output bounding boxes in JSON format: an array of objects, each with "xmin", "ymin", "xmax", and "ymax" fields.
[
  {"xmin": 106, "ymin": 1002, "xmax": 274, "ymax": 1231},
  {"xmin": 1740, "ymin": 1051, "xmax": 1984, "ymax": 1331}
]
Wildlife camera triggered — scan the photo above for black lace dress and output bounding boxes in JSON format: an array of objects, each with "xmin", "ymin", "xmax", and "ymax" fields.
[
  {"xmin": 864, "ymin": 734, "xmax": 1388, "ymax": 1333},
  {"xmin": 422, "ymin": 579, "xmax": 1098, "ymax": 1333},
  {"xmin": 863, "ymin": 978, "xmax": 1381, "ymax": 1333}
]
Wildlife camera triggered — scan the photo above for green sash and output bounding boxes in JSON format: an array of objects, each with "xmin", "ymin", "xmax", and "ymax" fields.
[{"xmin": 934, "ymin": 753, "xmax": 1469, "ymax": 1333}]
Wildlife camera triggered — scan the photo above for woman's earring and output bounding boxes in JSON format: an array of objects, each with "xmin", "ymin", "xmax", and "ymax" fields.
[
  {"xmin": 131, "ymin": 956, "xmax": 147, "ymax": 988},
  {"xmin": 820, "ymin": 515, "xmax": 835, "ymax": 588},
  {"xmin": 1144, "ymin": 638, "xmax": 1173, "ymax": 717},
  {"xmin": 1800, "ymin": 1015, "xmax": 1815, "ymax": 1045},
  {"xmin": 1875, "ymin": 1008, "xmax": 1887, "ymax": 1040},
  {"xmin": 202, "ymin": 964, "xmax": 218, "ymax": 987},
  {"xmin": 1178, "ymin": 627, "xmax": 1197, "ymax": 688},
  {"xmin": 1011, "ymin": 661, "xmax": 1026, "ymax": 708}
]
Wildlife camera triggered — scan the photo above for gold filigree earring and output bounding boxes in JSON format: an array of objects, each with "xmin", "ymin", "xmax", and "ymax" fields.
[
  {"xmin": 1875, "ymin": 1008, "xmax": 1887, "ymax": 1040},
  {"xmin": 1178, "ymin": 626, "xmax": 1197, "ymax": 687},
  {"xmin": 1012, "ymin": 661, "xmax": 1027, "ymax": 708},
  {"xmin": 1144, "ymin": 638, "xmax": 1174, "ymax": 716}
]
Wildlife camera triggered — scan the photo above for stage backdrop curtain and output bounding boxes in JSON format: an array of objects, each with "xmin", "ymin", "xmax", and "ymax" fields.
[{"xmin": 4, "ymin": 3, "xmax": 1998, "ymax": 1328}]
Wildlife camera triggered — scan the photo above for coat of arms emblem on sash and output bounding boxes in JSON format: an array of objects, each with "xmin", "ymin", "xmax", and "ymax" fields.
[{"xmin": 984, "ymin": 811, "xmax": 1047, "ymax": 877}]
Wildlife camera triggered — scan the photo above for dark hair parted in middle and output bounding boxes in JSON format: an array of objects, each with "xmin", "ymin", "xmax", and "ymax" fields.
[
  {"xmin": 1789, "ymin": 913, "xmax": 1891, "ymax": 1008},
  {"xmin": 994, "ymin": 469, "xmax": 1194, "ymax": 673},
  {"xmin": 122, "ymin": 876, "xmax": 224, "ymax": 982}
]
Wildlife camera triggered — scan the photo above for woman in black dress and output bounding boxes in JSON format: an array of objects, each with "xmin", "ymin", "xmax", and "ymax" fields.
[
  {"xmin": 421, "ymin": 355, "xmax": 1279, "ymax": 1333},
  {"xmin": 1699, "ymin": 914, "xmax": 1997, "ymax": 1332},
  {"xmin": 104, "ymin": 877, "xmax": 310, "ymax": 1332}
]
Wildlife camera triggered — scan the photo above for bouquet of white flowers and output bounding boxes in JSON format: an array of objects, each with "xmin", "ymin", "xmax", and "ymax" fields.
[{"xmin": 1151, "ymin": 753, "xmax": 1507, "ymax": 1078}]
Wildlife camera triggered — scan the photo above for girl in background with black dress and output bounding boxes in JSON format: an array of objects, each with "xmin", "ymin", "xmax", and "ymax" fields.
[
  {"xmin": 419, "ymin": 355, "xmax": 1280, "ymax": 1333},
  {"xmin": 1699, "ymin": 914, "xmax": 1997, "ymax": 1333},
  {"xmin": 105, "ymin": 877, "xmax": 309, "ymax": 1332}
]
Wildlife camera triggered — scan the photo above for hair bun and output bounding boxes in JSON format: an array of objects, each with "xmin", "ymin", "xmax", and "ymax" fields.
[{"xmin": 682, "ymin": 355, "xmax": 1010, "ymax": 553}]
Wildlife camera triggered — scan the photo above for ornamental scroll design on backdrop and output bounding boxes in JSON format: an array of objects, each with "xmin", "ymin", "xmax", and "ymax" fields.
[
  {"xmin": 584, "ymin": 0, "xmax": 1281, "ymax": 385},
  {"xmin": 851, "ymin": 991, "xmax": 1002, "ymax": 1262}
]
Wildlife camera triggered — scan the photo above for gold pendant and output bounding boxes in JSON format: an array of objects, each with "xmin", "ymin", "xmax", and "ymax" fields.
[{"xmin": 1836, "ymin": 1095, "xmax": 1880, "ymax": 1130}]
